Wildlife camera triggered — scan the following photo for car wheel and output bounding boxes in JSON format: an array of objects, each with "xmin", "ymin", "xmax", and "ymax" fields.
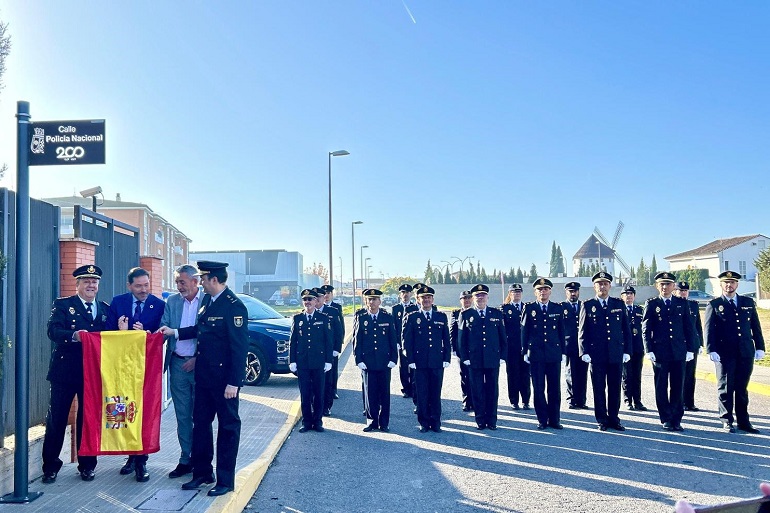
[{"xmin": 244, "ymin": 346, "xmax": 270, "ymax": 386}]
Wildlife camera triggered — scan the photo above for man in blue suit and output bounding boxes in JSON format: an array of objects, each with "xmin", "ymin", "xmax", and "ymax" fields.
[{"xmin": 106, "ymin": 266, "xmax": 165, "ymax": 482}]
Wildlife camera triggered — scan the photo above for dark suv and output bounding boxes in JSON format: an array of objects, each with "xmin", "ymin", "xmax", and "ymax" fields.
[
  {"xmin": 687, "ymin": 290, "xmax": 715, "ymax": 308},
  {"xmin": 238, "ymin": 294, "xmax": 293, "ymax": 386}
]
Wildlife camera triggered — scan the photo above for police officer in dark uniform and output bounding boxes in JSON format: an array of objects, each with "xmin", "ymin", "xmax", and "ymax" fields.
[
  {"xmin": 674, "ymin": 281, "xmax": 705, "ymax": 412},
  {"xmin": 621, "ymin": 285, "xmax": 647, "ymax": 411},
  {"xmin": 42, "ymin": 264, "xmax": 108, "ymax": 483},
  {"xmin": 354, "ymin": 289, "xmax": 398, "ymax": 432},
  {"xmin": 403, "ymin": 286, "xmax": 451, "ymax": 433},
  {"xmin": 705, "ymin": 271, "xmax": 765, "ymax": 433},
  {"xmin": 320, "ymin": 285, "xmax": 344, "ymax": 400},
  {"xmin": 315, "ymin": 287, "xmax": 341, "ymax": 416},
  {"xmin": 502, "ymin": 284, "xmax": 530, "ymax": 410},
  {"xmin": 521, "ymin": 278, "xmax": 566, "ymax": 430},
  {"xmin": 458, "ymin": 284, "xmax": 507, "ymax": 430},
  {"xmin": 450, "ymin": 290, "xmax": 474, "ymax": 411},
  {"xmin": 161, "ymin": 261, "xmax": 249, "ymax": 497},
  {"xmin": 578, "ymin": 272, "xmax": 632, "ymax": 431},
  {"xmin": 562, "ymin": 282, "xmax": 588, "ymax": 410},
  {"xmin": 291, "ymin": 289, "xmax": 333, "ymax": 432},
  {"xmin": 392, "ymin": 284, "xmax": 418, "ymax": 398},
  {"xmin": 642, "ymin": 271, "xmax": 696, "ymax": 432}
]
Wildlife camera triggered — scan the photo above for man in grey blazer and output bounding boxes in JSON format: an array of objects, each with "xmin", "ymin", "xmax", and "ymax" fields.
[{"xmin": 161, "ymin": 264, "xmax": 203, "ymax": 478}]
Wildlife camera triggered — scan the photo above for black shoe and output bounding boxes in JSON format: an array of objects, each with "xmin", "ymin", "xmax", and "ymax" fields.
[
  {"xmin": 299, "ymin": 425, "xmax": 310, "ymax": 433},
  {"xmin": 323, "ymin": 408, "xmax": 332, "ymax": 417},
  {"xmin": 419, "ymin": 426, "xmax": 429, "ymax": 433},
  {"xmin": 80, "ymin": 469, "xmax": 95, "ymax": 482},
  {"xmin": 487, "ymin": 425, "xmax": 497, "ymax": 431},
  {"xmin": 635, "ymin": 403, "xmax": 648, "ymax": 412},
  {"xmin": 580, "ymin": 404, "xmax": 591, "ymax": 410},
  {"xmin": 431, "ymin": 426, "xmax": 442, "ymax": 433},
  {"xmin": 662, "ymin": 422, "xmax": 674, "ymax": 431},
  {"xmin": 42, "ymin": 471, "xmax": 57, "ymax": 484},
  {"xmin": 313, "ymin": 425, "xmax": 325, "ymax": 433},
  {"xmin": 549, "ymin": 423, "xmax": 564, "ymax": 429},
  {"xmin": 402, "ymin": 392, "xmax": 411, "ymax": 398},
  {"xmin": 476, "ymin": 425, "xmax": 486, "ymax": 430},
  {"xmin": 135, "ymin": 465, "xmax": 150, "ymax": 482},
  {"xmin": 512, "ymin": 404, "xmax": 521, "ymax": 410},
  {"xmin": 568, "ymin": 404, "xmax": 579, "ymax": 410},
  {"xmin": 598, "ymin": 424, "xmax": 608, "ymax": 431},
  {"xmin": 119, "ymin": 458, "xmax": 135, "ymax": 475},
  {"xmin": 334, "ymin": 393, "xmax": 339, "ymax": 399},
  {"xmin": 182, "ymin": 475, "xmax": 216, "ymax": 490},
  {"xmin": 672, "ymin": 425, "xmax": 684, "ymax": 432},
  {"xmin": 610, "ymin": 423, "xmax": 626, "ymax": 432},
  {"xmin": 523, "ymin": 404, "xmax": 531, "ymax": 410},
  {"xmin": 380, "ymin": 426, "xmax": 390, "ymax": 433},
  {"xmin": 462, "ymin": 406, "xmax": 473, "ymax": 412},
  {"xmin": 363, "ymin": 424, "xmax": 378, "ymax": 432},
  {"xmin": 684, "ymin": 406, "xmax": 700, "ymax": 412},
  {"xmin": 723, "ymin": 422, "xmax": 736, "ymax": 433},
  {"xmin": 413, "ymin": 408, "xmax": 418, "ymax": 414},
  {"xmin": 208, "ymin": 484, "xmax": 233, "ymax": 496},
  {"xmin": 738, "ymin": 424, "xmax": 760, "ymax": 434},
  {"xmin": 537, "ymin": 423, "xmax": 547, "ymax": 430},
  {"xmin": 627, "ymin": 404, "xmax": 636, "ymax": 411},
  {"xmin": 168, "ymin": 463, "xmax": 193, "ymax": 478}
]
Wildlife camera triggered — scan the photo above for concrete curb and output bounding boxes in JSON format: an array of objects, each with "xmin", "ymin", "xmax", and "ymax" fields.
[
  {"xmin": 694, "ymin": 369, "xmax": 770, "ymax": 396},
  {"xmin": 207, "ymin": 399, "xmax": 302, "ymax": 513}
]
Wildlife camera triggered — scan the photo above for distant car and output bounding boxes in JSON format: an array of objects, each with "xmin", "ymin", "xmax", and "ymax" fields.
[
  {"xmin": 687, "ymin": 290, "xmax": 714, "ymax": 307},
  {"xmin": 287, "ymin": 298, "xmax": 299, "ymax": 306},
  {"xmin": 238, "ymin": 294, "xmax": 293, "ymax": 386},
  {"xmin": 744, "ymin": 291, "xmax": 757, "ymax": 299}
]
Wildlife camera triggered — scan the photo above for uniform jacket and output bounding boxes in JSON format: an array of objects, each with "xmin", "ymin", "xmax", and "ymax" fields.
[
  {"xmin": 578, "ymin": 297, "xmax": 632, "ymax": 364},
  {"xmin": 705, "ymin": 295, "xmax": 765, "ymax": 359},
  {"xmin": 392, "ymin": 303, "xmax": 418, "ymax": 348},
  {"xmin": 160, "ymin": 289, "xmax": 203, "ymax": 371},
  {"xmin": 106, "ymin": 292, "xmax": 165, "ymax": 332},
  {"xmin": 687, "ymin": 300, "xmax": 704, "ymax": 349},
  {"xmin": 457, "ymin": 307, "xmax": 508, "ymax": 368},
  {"xmin": 642, "ymin": 296, "xmax": 696, "ymax": 362},
  {"xmin": 560, "ymin": 300, "xmax": 581, "ymax": 357},
  {"xmin": 521, "ymin": 302, "xmax": 565, "ymax": 364},
  {"xmin": 353, "ymin": 310, "xmax": 398, "ymax": 370},
  {"xmin": 326, "ymin": 302, "xmax": 346, "ymax": 342},
  {"xmin": 289, "ymin": 310, "xmax": 333, "ymax": 370},
  {"xmin": 318, "ymin": 304, "xmax": 344, "ymax": 352},
  {"xmin": 177, "ymin": 287, "xmax": 249, "ymax": 389},
  {"xmin": 625, "ymin": 304, "xmax": 645, "ymax": 355},
  {"xmin": 449, "ymin": 309, "xmax": 462, "ymax": 354},
  {"xmin": 402, "ymin": 310, "xmax": 451, "ymax": 368},
  {"xmin": 500, "ymin": 303, "xmax": 525, "ymax": 361},
  {"xmin": 46, "ymin": 295, "xmax": 108, "ymax": 384}
]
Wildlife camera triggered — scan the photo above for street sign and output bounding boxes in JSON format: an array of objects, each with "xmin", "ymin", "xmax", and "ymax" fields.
[{"xmin": 28, "ymin": 119, "xmax": 105, "ymax": 166}]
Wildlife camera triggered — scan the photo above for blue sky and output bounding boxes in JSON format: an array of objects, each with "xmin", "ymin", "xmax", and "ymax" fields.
[{"xmin": 1, "ymin": 2, "xmax": 768, "ymax": 282}]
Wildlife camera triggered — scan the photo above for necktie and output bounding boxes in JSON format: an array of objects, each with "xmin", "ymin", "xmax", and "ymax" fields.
[
  {"xmin": 542, "ymin": 304, "xmax": 547, "ymax": 315},
  {"xmin": 573, "ymin": 303, "xmax": 578, "ymax": 315},
  {"xmin": 628, "ymin": 306, "xmax": 633, "ymax": 316},
  {"xmin": 134, "ymin": 300, "xmax": 143, "ymax": 318},
  {"xmin": 372, "ymin": 315, "xmax": 377, "ymax": 322},
  {"xmin": 601, "ymin": 299, "xmax": 606, "ymax": 309},
  {"xmin": 85, "ymin": 302, "xmax": 93, "ymax": 320},
  {"xmin": 479, "ymin": 310, "xmax": 485, "ymax": 318},
  {"xmin": 729, "ymin": 298, "xmax": 736, "ymax": 308},
  {"xmin": 665, "ymin": 299, "xmax": 671, "ymax": 308},
  {"xmin": 307, "ymin": 314, "xmax": 312, "ymax": 322},
  {"xmin": 426, "ymin": 312, "xmax": 431, "ymax": 322}
]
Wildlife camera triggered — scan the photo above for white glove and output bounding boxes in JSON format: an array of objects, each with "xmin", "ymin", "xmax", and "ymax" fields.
[
  {"xmin": 332, "ymin": 351, "xmax": 339, "ymax": 357},
  {"xmin": 442, "ymin": 361, "xmax": 450, "ymax": 368},
  {"xmin": 323, "ymin": 362, "xmax": 332, "ymax": 372},
  {"xmin": 358, "ymin": 362, "xmax": 367, "ymax": 370},
  {"xmin": 523, "ymin": 354, "xmax": 529, "ymax": 364},
  {"xmin": 408, "ymin": 363, "xmax": 416, "ymax": 370},
  {"xmin": 289, "ymin": 363, "xmax": 297, "ymax": 372},
  {"xmin": 562, "ymin": 355, "xmax": 567, "ymax": 365},
  {"xmin": 685, "ymin": 352, "xmax": 694, "ymax": 362},
  {"xmin": 756, "ymin": 350, "xmax": 766, "ymax": 361},
  {"xmin": 581, "ymin": 354, "xmax": 591, "ymax": 363},
  {"xmin": 646, "ymin": 352, "xmax": 656, "ymax": 363},
  {"xmin": 622, "ymin": 353, "xmax": 631, "ymax": 363},
  {"xmin": 500, "ymin": 359, "xmax": 506, "ymax": 365},
  {"xmin": 709, "ymin": 352, "xmax": 721, "ymax": 363},
  {"xmin": 698, "ymin": 346, "xmax": 704, "ymax": 355},
  {"xmin": 387, "ymin": 361, "xmax": 396, "ymax": 368},
  {"xmin": 463, "ymin": 360, "xmax": 471, "ymax": 366}
]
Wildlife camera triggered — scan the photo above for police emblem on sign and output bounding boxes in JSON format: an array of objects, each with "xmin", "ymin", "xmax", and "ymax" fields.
[
  {"xmin": 30, "ymin": 127, "xmax": 45, "ymax": 154},
  {"xmin": 234, "ymin": 316, "xmax": 243, "ymax": 327}
]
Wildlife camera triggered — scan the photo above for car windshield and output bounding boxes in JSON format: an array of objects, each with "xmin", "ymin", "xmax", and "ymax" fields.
[{"xmin": 237, "ymin": 294, "xmax": 284, "ymax": 320}]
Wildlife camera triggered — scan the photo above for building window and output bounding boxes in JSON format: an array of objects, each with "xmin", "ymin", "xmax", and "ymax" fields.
[
  {"xmin": 739, "ymin": 261, "xmax": 747, "ymax": 276},
  {"xmin": 724, "ymin": 260, "xmax": 729, "ymax": 271}
]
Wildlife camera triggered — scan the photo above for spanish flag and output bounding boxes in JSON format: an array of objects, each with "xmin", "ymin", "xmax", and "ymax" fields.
[{"xmin": 79, "ymin": 331, "xmax": 164, "ymax": 456}]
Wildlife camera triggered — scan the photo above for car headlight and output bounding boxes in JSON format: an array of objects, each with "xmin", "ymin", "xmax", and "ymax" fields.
[{"xmin": 276, "ymin": 340, "xmax": 289, "ymax": 353}]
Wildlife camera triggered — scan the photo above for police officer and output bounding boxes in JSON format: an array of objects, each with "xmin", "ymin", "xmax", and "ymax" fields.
[
  {"xmin": 320, "ymin": 285, "xmax": 344, "ymax": 400},
  {"xmin": 450, "ymin": 290, "xmax": 474, "ymax": 412},
  {"xmin": 392, "ymin": 284, "xmax": 418, "ymax": 398},
  {"xmin": 314, "ymin": 287, "xmax": 341, "ymax": 416},
  {"xmin": 674, "ymin": 281, "xmax": 704, "ymax": 412},
  {"xmin": 578, "ymin": 272, "xmax": 632, "ymax": 431},
  {"xmin": 522, "ymin": 278, "xmax": 566, "ymax": 430},
  {"xmin": 458, "ymin": 284, "xmax": 507, "ymax": 430},
  {"xmin": 642, "ymin": 271, "xmax": 697, "ymax": 432},
  {"xmin": 161, "ymin": 261, "xmax": 249, "ymax": 497},
  {"xmin": 42, "ymin": 265, "xmax": 108, "ymax": 483},
  {"xmin": 290, "ymin": 289, "xmax": 333, "ymax": 432},
  {"xmin": 354, "ymin": 289, "xmax": 398, "ymax": 432},
  {"xmin": 502, "ymin": 284, "xmax": 530, "ymax": 410},
  {"xmin": 621, "ymin": 285, "xmax": 647, "ymax": 411},
  {"xmin": 562, "ymin": 281, "xmax": 588, "ymax": 410},
  {"xmin": 705, "ymin": 271, "xmax": 765, "ymax": 433},
  {"xmin": 403, "ymin": 286, "xmax": 451, "ymax": 433}
]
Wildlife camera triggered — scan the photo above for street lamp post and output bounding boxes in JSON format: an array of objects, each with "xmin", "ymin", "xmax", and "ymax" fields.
[
  {"xmin": 365, "ymin": 258, "xmax": 371, "ymax": 288},
  {"xmin": 367, "ymin": 264, "xmax": 373, "ymax": 288},
  {"xmin": 451, "ymin": 255, "xmax": 475, "ymax": 281},
  {"xmin": 360, "ymin": 246, "xmax": 369, "ymax": 291},
  {"xmin": 328, "ymin": 150, "xmax": 350, "ymax": 288},
  {"xmin": 351, "ymin": 221, "xmax": 363, "ymax": 310},
  {"xmin": 247, "ymin": 257, "xmax": 251, "ymax": 295}
]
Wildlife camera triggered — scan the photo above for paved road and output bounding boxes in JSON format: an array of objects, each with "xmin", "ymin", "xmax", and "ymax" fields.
[{"xmin": 244, "ymin": 346, "xmax": 770, "ymax": 513}]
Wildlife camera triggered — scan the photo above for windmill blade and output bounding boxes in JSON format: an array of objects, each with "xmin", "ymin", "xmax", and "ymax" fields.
[
  {"xmin": 611, "ymin": 221, "xmax": 625, "ymax": 250},
  {"xmin": 593, "ymin": 226, "xmax": 611, "ymax": 247},
  {"xmin": 615, "ymin": 252, "xmax": 633, "ymax": 276}
]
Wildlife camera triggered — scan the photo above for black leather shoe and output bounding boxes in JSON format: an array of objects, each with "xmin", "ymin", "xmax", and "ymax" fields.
[
  {"xmin": 462, "ymin": 406, "xmax": 473, "ymax": 412},
  {"xmin": 598, "ymin": 424, "xmax": 608, "ymax": 431},
  {"xmin": 419, "ymin": 426, "xmax": 429, "ymax": 433},
  {"xmin": 672, "ymin": 425, "xmax": 684, "ymax": 432},
  {"xmin": 298, "ymin": 426, "xmax": 310, "ymax": 433},
  {"xmin": 568, "ymin": 404, "xmax": 579, "ymax": 410},
  {"xmin": 323, "ymin": 408, "xmax": 331, "ymax": 417},
  {"xmin": 684, "ymin": 406, "xmax": 700, "ymax": 412},
  {"xmin": 487, "ymin": 425, "xmax": 497, "ymax": 431},
  {"xmin": 522, "ymin": 404, "xmax": 531, "ymax": 410},
  {"xmin": 627, "ymin": 404, "xmax": 636, "ymax": 411},
  {"xmin": 476, "ymin": 425, "xmax": 486, "ymax": 430},
  {"xmin": 168, "ymin": 463, "xmax": 193, "ymax": 478},
  {"xmin": 208, "ymin": 484, "xmax": 234, "ymax": 496},
  {"xmin": 635, "ymin": 404, "xmax": 648, "ymax": 412},
  {"xmin": 512, "ymin": 404, "xmax": 521, "ymax": 410},
  {"xmin": 119, "ymin": 457, "xmax": 135, "ymax": 475},
  {"xmin": 662, "ymin": 422, "xmax": 674, "ymax": 431},
  {"xmin": 363, "ymin": 424, "xmax": 377, "ymax": 432},
  {"xmin": 537, "ymin": 423, "xmax": 547, "ymax": 430},
  {"xmin": 80, "ymin": 469, "xmax": 95, "ymax": 482},
  {"xmin": 549, "ymin": 423, "xmax": 564, "ymax": 430},
  {"xmin": 182, "ymin": 475, "xmax": 216, "ymax": 490},
  {"xmin": 380, "ymin": 426, "xmax": 390, "ymax": 433},
  {"xmin": 313, "ymin": 425, "xmax": 325, "ymax": 433},
  {"xmin": 135, "ymin": 465, "xmax": 150, "ymax": 482},
  {"xmin": 580, "ymin": 404, "xmax": 591, "ymax": 410},
  {"xmin": 611, "ymin": 423, "xmax": 626, "ymax": 432},
  {"xmin": 42, "ymin": 471, "xmax": 57, "ymax": 484},
  {"xmin": 402, "ymin": 392, "xmax": 411, "ymax": 398},
  {"xmin": 432, "ymin": 426, "xmax": 442, "ymax": 433},
  {"xmin": 738, "ymin": 424, "xmax": 760, "ymax": 434}
]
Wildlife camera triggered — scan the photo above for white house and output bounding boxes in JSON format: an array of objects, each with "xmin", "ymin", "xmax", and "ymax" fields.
[
  {"xmin": 572, "ymin": 234, "xmax": 616, "ymax": 277},
  {"xmin": 665, "ymin": 234, "xmax": 769, "ymax": 280}
]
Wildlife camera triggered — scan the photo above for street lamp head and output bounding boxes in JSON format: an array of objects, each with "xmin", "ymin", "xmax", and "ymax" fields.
[
  {"xmin": 353, "ymin": 220, "xmax": 363, "ymax": 225},
  {"xmin": 330, "ymin": 150, "xmax": 350, "ymax": 157},
  {"xmin": 362, "ymin": 245, "xmax": 369, "ymax": 249}
]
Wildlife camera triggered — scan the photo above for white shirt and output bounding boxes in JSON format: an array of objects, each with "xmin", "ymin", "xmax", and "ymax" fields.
[
  {"xmin": 77, "ymin": 295, "xmax": 96, "ymax": 320},
  {"xmin": 176, "ymin": 291, "xmax": 201, "ymax": 357}
]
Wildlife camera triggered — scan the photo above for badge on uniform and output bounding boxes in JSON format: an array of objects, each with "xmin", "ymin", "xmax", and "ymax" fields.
[
  {"xmin": 299, "ymin": 320, "xmax": 304, "ymax": 326},
  {"xmin": 633, "ymin": 328, "xmax": 638, "ymax": 335},
  {"xmin": 198, "ymin": 305, "xmax": 206, "ymax": 315},
  {"xmin": 416, "ymin": 318, "xmax": 421, "ymax": 325},
  {"xmin": 718, "ymin": 305, "xmax": 724, "ymax": 312},
  {"xmin": 564, "ymin": 309, "xmax": 569, "ymax": 315},
  {"xmin": 234, "ymin": 316, "xmax": 243, "ymax": 327},
  {"xmin": 69, "ymin": 307, "xmax": 76, "ymax": 314},
  {"xmin": 656, "ymin": 306, "xmax": 661, "ymax": 313},
  {"xmin": 470, "ymin": 317, "xmax": 475, "ymax": 323},
  {"xmin": 397, "ymin": 311, "xmax": 401, "ymax": 317},
  {"xmin": 591, "ymin": 306, "xmax": 596, "ymax": 313},
  {"xmin": 364, "ymin": 320, "xmax": 369, "ymax": 326}
]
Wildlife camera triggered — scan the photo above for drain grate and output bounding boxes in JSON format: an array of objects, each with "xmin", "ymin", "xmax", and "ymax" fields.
[{"xmin": 137, "ymin": 489, "xmax": 199, "ymax": 511}]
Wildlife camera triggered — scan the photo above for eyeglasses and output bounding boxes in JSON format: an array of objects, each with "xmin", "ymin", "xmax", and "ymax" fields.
[{"xmin": 302, "ymin": 298, "xmax": 314, "ymax": 302}]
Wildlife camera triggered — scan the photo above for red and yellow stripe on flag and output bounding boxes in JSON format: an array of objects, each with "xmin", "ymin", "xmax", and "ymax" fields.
[{"xmin": 80, "ymin": 331, "xmax": 164, "ymax": 456}]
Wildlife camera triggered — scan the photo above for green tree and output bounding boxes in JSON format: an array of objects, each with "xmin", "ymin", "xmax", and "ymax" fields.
[
  {"xmin": 650, "ymin": 255, "xmax": 658, "ymax": 277},
  {"xmin": 675, "ymin": 268, "xmax": 708, "ymax": 291},
  {"xmin": 549, "ymin": 241, "xmax": 558, "ymax": 276},
  {"xmin": 423, "ymin": 259, "xmax": 435, "ymax": 284},
  {"xmin": 755, "ymin": 247, "xmax": 770, "ymax": 295},
  {"xmin": 637, "ymin": 257, "xmax": 648, "ymax": 286},
  {"xmin": 380, "ymin": 276, "xmax": 419, "ymax": 295},
  {"xmin": 528, "ymin": 263, "xmax": 538, "ymax": 283},
  {"xmin": 435, "ymin": 268, "xmax": 444, "ymax": 284},
  {"xmin": 444, "ymin": 268, "xmax": 453, "ymax": 285},
  {"xmin": 516, "ymin": 267, "xmax": 524, "ymax": 283},
  {"xmin": 555, "ymin": 246, "xmax": 565, "ymax": 275},
  {"xmin": 467, "ymin": 262, "xmax": 477, "ymax": 284},
  {"xmin": 480, "ymin": 266, "xmax": 488, "ymax": 282}
]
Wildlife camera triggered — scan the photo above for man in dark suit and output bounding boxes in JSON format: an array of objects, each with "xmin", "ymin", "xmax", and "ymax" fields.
[
  {"xmin": 106, "ymin": 266, "xmax": 166, "ymax": 482},
  {"xmin": 450, "ymin": 290, "xmax": 474, "ymax": 412},
  {"xmin": 403, "ymin": 286, "xmax": 451, "ymax": 433},
  {"xmin": 502, "ymin": 283, "xmax": 530, "ymax": 410},
  {"xmin": 392, "ymin": 284, "xmax": 418, "ymax": 399},
  {"xmin": 162, "ymin": 261, "xmax": 249, "ymax": 497},
  {"xmin": 522, "ymin": 278, "xmax": 566, "ymax": 430},
  {"xmin": 353, "ymin": 289, "xmax": 398, "ymax": 432},
  {"xmin": 675, "ymin": 281, "xmax": 705, "ymax": 412},
  {"xmin": 621, "ymin": 286, "xmax": 647, "ymax": 411},
  {"xmin": 562, "ymin": 282, "xmax": 588, "ymax": 410},
  {"xmin": 642, "ymin": 272, "xmax": 697, "ymax": 432},
  {"xmin": 290, "ymin": 289, "xmax": 333, "ymax": 433},
  {"xmin": 705, "ymin": 271, "xmax": 765, "ymax": 433},
  {"xmin": 578, "ymin": 272, "xmax": 632, "ymax": 431},
  {"xmin": 42, "ymin": 265, "xmax": 108, "ymax": 483},
  {"xmin": 458, "ymin": 284, "xmax": 507, "ymax": 430},
  {"xmin": 320, "ymin": 284, "xmax": 344, "ymax": 400}
]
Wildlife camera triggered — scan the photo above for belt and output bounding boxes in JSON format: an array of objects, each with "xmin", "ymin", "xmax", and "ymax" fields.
[{"xmin": 173, "ymin": 353, "xmax": 193, "ymax": 359}]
